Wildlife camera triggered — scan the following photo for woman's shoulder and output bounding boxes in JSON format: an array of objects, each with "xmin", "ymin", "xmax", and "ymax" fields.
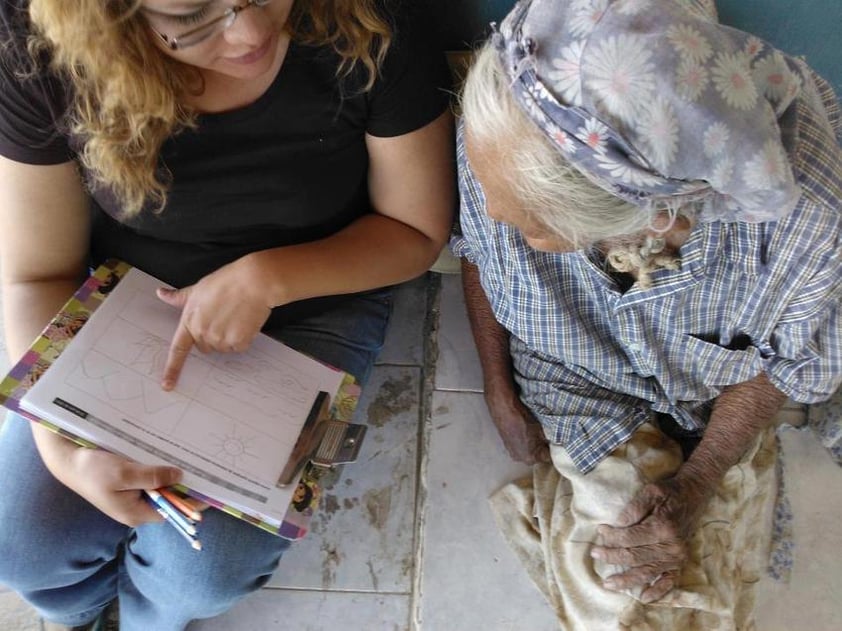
[
  {"xmin": 378, "ymin": 0, "xmax": 444, "ymax": 69},
  {"xmin": 1, "ymin": 0, "xmax": 32, "ymax": 49},
  {"xmin": 359, "ymin": 0, "xmax": 451, "ymax": 136},
  {"xmin": 1, "ymin": 0, "xmax": 50, "ymax": 80},
  {"xmin": 0, "ymin": 0, "xmax": 73, "ymax": 164}
]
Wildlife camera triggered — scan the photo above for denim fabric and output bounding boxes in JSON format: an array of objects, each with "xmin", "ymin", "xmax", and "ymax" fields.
[{"xmin": 0, "ymin": 288, "xmax": 392, "ymax": 631}]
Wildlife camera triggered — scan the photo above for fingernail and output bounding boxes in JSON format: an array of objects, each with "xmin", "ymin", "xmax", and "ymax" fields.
[
  {"xmin": 161, "ymin": 379, "xmax": 173, "ymax": 391},
  {"xmin": 603, "ymin": 579, "xmax": 617, "ymax": 589},
  {"xmin": 591, "ymin": 549, "xmax": 603, "ymax": 559}
]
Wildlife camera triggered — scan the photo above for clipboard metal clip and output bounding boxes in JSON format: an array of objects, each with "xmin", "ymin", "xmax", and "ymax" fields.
[
  {"xmin": 276, "ymin": 391, "xmax": 367, "ymax": 487},
  {"xmin": 311, "ymin": 420, "xmax": 366, "ymax": 468}
]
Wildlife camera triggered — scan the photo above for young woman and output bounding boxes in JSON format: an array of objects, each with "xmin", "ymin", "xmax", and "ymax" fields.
[{"xmin": 0, "ymin": 0, "xmax": 454, "ymax": 629}]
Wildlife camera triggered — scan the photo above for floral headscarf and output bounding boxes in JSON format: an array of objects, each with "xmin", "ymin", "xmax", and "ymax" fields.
[{"xmin": 494, "ymin": 0, "xmax": 808, "ymax": 222}]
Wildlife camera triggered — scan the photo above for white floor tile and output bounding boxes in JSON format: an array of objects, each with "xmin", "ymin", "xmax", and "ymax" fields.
[
  {"xmin": 188, "ymin": 589, "xmax": 411, "ymax": 631},
  {"xmin": 0, "ymin": 591, "xmax": 39, "ymax": 631},
  {"xmin": 434, "ymin": 274, "xmax": 483, "ymax": 393},
  {"xmin": 754, "ymin": 428, "xmax": 842, "ymax": 630},
  {"xmin": 418, "ymin": 391, "xmax": 559, "ymax": 630},
  {"xmin": 268, "ymin": 365, "xmax": 422, "ymax": 593}
]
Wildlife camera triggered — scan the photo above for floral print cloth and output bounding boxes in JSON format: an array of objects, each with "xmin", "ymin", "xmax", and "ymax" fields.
[
  {"xmin": 809, "ymin": 384, "xmax": 842, "ymax": 464},
  {"xmin": 492, "ymin": 0, "xmax": 818, "ymax": 223}
]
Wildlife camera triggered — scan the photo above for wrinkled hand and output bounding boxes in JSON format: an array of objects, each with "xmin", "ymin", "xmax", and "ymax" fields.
[
  {"xmin": 485, "ymin": 387, "xmax": 550, "ymax": 465},
  {"xmin": 69, "ymin": 447, "xmax": 183, "ymax": 526},
  {"xmin": 591, "ymin": 477, "xmax": 708, "ymax": 603},
  {"xmin": 157, "ymin": 258, "xmax": 272, "ymax": 389}
]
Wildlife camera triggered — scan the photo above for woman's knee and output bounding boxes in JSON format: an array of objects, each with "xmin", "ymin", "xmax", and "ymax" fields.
[{"xmin": 126, "ymin": 513, "xmax": 290, "ymax": 615}]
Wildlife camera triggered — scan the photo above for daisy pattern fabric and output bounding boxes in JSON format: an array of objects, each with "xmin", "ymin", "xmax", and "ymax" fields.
[{"xmin": 493, "ymin": 0, "xmax": 811, "ymax": 223}]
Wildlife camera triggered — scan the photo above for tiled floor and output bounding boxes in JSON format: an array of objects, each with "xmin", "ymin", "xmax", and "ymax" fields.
[{"xmin": 2, "ymin": 272, "xmax": 842, "ymax": 630}]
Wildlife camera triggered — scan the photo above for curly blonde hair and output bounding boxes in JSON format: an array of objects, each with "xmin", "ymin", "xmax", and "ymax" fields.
[{"xmin": 26, "ymin": 0, "xmax": 392, "ymax": 217}]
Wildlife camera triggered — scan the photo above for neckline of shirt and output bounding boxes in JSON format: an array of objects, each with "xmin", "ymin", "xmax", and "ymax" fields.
[
  {"xmin": 195, "ymin": 40, "xmax": 300, "ymax": 127},
  {"xmin": 576, "ymin": 223, "xmax": 718, "ymax": 300}
]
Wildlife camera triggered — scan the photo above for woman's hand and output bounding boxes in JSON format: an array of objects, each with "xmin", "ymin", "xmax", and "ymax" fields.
[
  {"xmin": 485, "ymin": 387, "xmax": 551, "ymax": 465},
  {"xmin": 590, "ymin": 476, "xmax": 709, "ymax": 603},
  {"xmin": 157, "ymin": 255, "xmax": 272, "ymax": 389},
  {"xmin": 66, "ymin": 445, "xmax": 183, "ymax": 526}
]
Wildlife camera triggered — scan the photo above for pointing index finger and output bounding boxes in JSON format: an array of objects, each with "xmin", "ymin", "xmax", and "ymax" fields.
[{"xmin": 162, "ymin": 324, "xmax": 194, "ymax": 391}]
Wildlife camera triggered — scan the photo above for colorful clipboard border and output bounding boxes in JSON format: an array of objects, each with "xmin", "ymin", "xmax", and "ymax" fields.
[{"xmin": 0, "ymin": 259, "xmax": 360, "ymax": 540}]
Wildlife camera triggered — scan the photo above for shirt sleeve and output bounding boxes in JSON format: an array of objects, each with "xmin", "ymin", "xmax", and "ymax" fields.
[
  {"xmin": 364, "ymin": 2, "xmax": 451, "ymax": 138},
  {"xmin": 510, "ymin": 335, "xmax": 652, "ymax": 474},
  {"xmin": 449, "ymin": 120, "xmax": 485, "ymax": 264},
  {"xmin": 766, "ymin": 202, "xmax": 842, "ymax": 403},
  {"xmin": 767, "ymin": 268, "xmax": 842, "ymax": 403},
  {"xmin": 0, "ymin": 9, "xmax": 72, "ymax": 165}
]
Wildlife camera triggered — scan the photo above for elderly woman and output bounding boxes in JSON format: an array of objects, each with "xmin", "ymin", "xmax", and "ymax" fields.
[{"xmin": 452, "ymin": 0, "xmax": 841, "ymax": 627}]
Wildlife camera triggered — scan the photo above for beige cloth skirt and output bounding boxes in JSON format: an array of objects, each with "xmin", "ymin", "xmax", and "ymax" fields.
[{"xmin": 489, "ymin": 423, "xmax": 778, "ymax": 631}]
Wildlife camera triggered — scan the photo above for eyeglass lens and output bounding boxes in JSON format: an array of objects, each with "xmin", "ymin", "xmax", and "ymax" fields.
[{"xmin": 167, "ymin": 0, "xmax": 272, "ymax": 50}]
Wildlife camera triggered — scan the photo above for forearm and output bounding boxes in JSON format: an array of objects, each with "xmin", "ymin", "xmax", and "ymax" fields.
[
  {"xmin": 0, "ymin": 158, "xmax": 89, "ymax": 363},
  {"xmin": 461, "ymin": 259, "xmax": 516, "ymax": 392},
  {"xmin": 233, "ymin": 112, "xmax": 454, "ymax": 308},
  {"xmin": 674, "ymin": 372, "xmax": 788, "ymax": 498},
  {"xmin": 462, "ymin": 259, "xmax": 549, "ymax": 463},
  {"xmin": 247, "ymin": 213, "xmax": 446, "ymax": 307},
  {"xmin": 2, "ymin": 277, "xmax": 83, "ymax": 361},
  {"xmin": 2, "ymin": 276, "xmax": 88, "ymax": 478}
]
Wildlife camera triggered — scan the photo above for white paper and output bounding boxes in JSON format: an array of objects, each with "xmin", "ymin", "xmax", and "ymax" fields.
[{"xmin": 22, "ymin": 268, "xmax": 344, "ymax": 526}]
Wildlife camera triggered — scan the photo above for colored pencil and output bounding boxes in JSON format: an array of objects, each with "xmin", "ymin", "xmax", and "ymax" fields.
[
  {"xmin": 158, "ymin": 488, "xmax": 203, "ymax": 522},
  {"xmin": 144, "ymin": 489, "xmax": 198, "ymax": 535},
  {"xmin": 144, "ymin": 494, "xmax": 203, "ymax": 551}
]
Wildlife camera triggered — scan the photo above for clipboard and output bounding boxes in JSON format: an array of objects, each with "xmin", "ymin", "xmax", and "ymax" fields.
[{"xmin": 0, "ymin": 260, "xmax": 367, "ymax": 540}]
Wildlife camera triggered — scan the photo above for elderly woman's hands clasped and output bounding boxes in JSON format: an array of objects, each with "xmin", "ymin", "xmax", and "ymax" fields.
[{"xmin": 591, "ymin": 474, "xmax": 711, "ymax": 603}]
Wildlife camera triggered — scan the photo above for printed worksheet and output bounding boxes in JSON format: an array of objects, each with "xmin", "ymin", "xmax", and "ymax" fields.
[{"xmin": 21, "ymin": 268, "xmax": 344, "ymax": 525}]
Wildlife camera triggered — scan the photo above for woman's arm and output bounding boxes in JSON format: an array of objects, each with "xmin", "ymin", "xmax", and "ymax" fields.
[
  {"xmin": 462, "ymin": 259, "xmax": 550, "ymax": 464},
  {"xmin": 594, "ymin": 372, "xmax": 787, "ymax": 602},
  {"xmin": 261, "ymin": 109, "xmax": 457, "ymax": 299},
  {"xmin": 0, "ymin": 159, "xmax": 90, "ymax": 358},
  {"xmin": 676, "ymin": 373, "xmax": 787, "ymax": 494},
  {"xmin": 159, "ymin": 110, "xmax": 458, "ymax": 385},
  {"xmin": 0, "ymin": 156, "xmax": 181, "ymax": 525}
]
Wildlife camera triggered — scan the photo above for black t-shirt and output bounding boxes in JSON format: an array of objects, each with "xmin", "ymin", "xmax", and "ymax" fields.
[{"xmin": 0, "ymin": 0, "xmax": 450, "ymax": 321}]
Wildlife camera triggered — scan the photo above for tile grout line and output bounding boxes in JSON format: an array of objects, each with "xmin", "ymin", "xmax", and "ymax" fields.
[
  {"xmin": 260, "ymin": 585, "xmax": 412, "ymax": 596},
  {"xmin": 409, "ymin": 272, "xmax": 442, "ymax": 631}
]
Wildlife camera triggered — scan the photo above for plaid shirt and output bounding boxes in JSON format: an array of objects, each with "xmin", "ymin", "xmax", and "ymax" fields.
[{"xmin": 452, "ymin": 74, "xmax": 842, "ymax": 473}]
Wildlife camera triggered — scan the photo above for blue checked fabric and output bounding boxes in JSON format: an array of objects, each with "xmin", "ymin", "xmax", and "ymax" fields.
[{"xmin": 451, "ymin": 72, "xmax": 842, "ymax": 474}]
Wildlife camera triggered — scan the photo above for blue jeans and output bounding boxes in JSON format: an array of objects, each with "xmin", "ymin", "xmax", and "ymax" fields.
[{"xmin": 0, "ymin": 289, "xmax": 392, "ymax": 630}]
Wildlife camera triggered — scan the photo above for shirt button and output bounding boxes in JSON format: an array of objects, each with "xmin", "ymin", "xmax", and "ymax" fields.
[{"xmin": 627, "ymin": 342, "xmax": 642, "ymax": 352}]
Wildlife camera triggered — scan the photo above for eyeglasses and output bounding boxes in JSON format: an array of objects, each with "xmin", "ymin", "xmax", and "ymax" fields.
[{"xmin": 147, "ymin": 0, "xmax": 272, "ymax": 51}]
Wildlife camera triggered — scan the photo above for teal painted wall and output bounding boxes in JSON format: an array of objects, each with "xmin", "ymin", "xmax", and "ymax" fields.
[{"xmin": 431, "ymin": 0, "xmax": 842, "ymax": 93}]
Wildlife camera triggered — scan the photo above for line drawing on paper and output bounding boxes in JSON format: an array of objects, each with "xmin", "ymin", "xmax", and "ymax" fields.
[
  {"xmin": 49, "ymin": 283, "xmax": 323, "ymax": 484},
  {"xmin": 77, "ymin": 352, "xmax": 183, "ymax": 416},
  {"xmin": 124, "ymin": 333, "xmax": 169, "ymax": 379},
  {"xmin": 209, "ymin": 425, "xmax": 261, "ymax": 468}
]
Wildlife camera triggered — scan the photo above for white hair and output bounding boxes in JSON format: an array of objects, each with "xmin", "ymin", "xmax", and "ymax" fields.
[{"xmin": 461, "ymin": 42, "xmax": 676, "ymax": 249}]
